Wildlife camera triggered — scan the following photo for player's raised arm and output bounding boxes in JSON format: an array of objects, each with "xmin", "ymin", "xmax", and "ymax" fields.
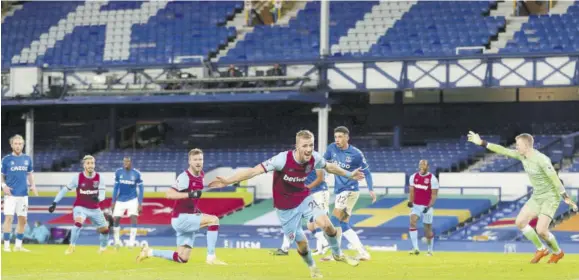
[
  {"xmin": 324, "ymin": 162, "xmax": 364, "ymax": 181},
  {"xmin": 467, "ymin": 131, "xmax": 522, "ymax": 160},
  {"xmin": 166, "ymin": 172, "xmax": 202, "ymax": 200},
  {"xmin": 209, "ymin": 152, "xmax": 287, "ymax": 188},
  {"xmin": 306, "ymin": 169, "xmax": 325, "ymax": 189}
]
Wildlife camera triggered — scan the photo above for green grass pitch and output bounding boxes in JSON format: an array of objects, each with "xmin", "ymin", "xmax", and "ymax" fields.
[{"xmin": 2, "ymin": 245, "xmax": 579, "ymax": 280}]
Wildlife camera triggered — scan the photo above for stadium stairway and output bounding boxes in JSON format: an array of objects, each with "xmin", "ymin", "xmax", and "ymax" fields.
[
  {"xmin": 487, "ymin": 1, "xmax": 527, "ymax": 53},
  {"xmin": 332, "ymin": 1, "xmax": 416, "ymax": 55}
]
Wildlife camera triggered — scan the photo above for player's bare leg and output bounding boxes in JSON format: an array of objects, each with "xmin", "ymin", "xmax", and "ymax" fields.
[
  {"xmin": 424, "ymin": 223, "xmax": 434, "ymax": 256},
  {"xmin": 3, "ymin": 215, "xmax": 14, "ymax": 252},
  {"xmin": 296, "ymin": 237, "xmax": 322, "ymax": 278},
  {"xmin": 97, "ymin": 226, "xmax": 110, "ymax": 254},
  {"xmin": 515, "ymin": 205, "xmax": 547, "ymax": 263},
  {"xmin": 12, "ymin": 215, "xmax": 30, "ymax": 252},
  {"xmin": 112, "ymin": 216, "xmax": 122, "ymax": 250},
  {"xmin": 534, "ymin": 214, "xmax": 564, "ymax": 263},
  {"xmin": 316, "ymin": 215, "xmax": 359, "ymax": 266},
  {"xmin": 200, "ymin": 214, "xmax": 227, "ymax": 265},
  {"xmin": 409, "ymin": 214, "xmax": 420, "ymax": 255}
]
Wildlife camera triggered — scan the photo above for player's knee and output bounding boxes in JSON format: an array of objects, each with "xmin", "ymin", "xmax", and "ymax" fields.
[
  {"xmin": 98, "ymin": 227, "xmax": 110, "ymax": 234},
  {"xmin": 306, "ymin": 222, "xmax": 315, "ymax": 232},
  {"xmin": 3, "ymin": 216, "xmax": 14, "ymax": 224},
  {"xmin": 514, "ymin": 219, "xmax": 527, "ymax": 229},
  {"xmin": 536, "ymin": 227, "xmax": 549, "ymax": 238}
]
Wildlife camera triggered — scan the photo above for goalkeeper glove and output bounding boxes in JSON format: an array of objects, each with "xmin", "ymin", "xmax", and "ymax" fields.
[
  {"xmin": 407, "ymin": 201, "xmax": 413, "ymax": 208},
  {"xmin": 467, "ymin": 131, "xmax": 483, "ymax": 146},
  {"xmin": 48, "ymin": 202, "xmax": 57, "ymax": 213},
  {"xmin": 188, "ymin": 190, "xmax": 203, "ymax": 199},
  {"xmin": 423, "ymin": 206, "xmax": 430, "ymax": 214}
]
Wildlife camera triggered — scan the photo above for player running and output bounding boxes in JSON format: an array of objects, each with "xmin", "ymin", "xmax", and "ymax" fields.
[
  {"xmin": 48, "ymin": 155, "xmax": 110, "ymax": 254},
  {"xmin": 467, "ymin": 131, "xmax": 578, "ymax": 263},
  {"xmin": 2, "ymin": 134, "xmax": 37, "ymax": 252},
  {"xmin": 271, "ymin": 169, "xmax": 330, "ymax": 256},
  {"xmin": 321, "ymin": 126, "xmax": 374, "ymax": 261},
  {"xmin": 112, "ymin": 156, "xmax": 144, "ymax": 249},
  {"xmin": 407, "ymin": 159, "xmax": 439, "ymax": 256},
  {"xmin": 209, "ymin": 130, "xmax": 362, "ymax": 278},
  {"xmin": 136, "ymin": 149, "xmax": 226, "ymax": 265}
]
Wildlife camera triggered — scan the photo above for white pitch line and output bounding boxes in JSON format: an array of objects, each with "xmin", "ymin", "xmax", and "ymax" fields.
[{"xmin": 5, "ymin": 268, "xmax": 154, "ymax": 279}]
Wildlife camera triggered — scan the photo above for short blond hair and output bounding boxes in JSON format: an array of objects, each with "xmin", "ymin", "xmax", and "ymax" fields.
[
  {"xmin": 82, "ymin": 155, "xmax": 95, "ymax": 163},
  {"xmin": 188, "ymin": 148, "xmax": 203, "ymax": 157},
  {"xmin": 515, "ymin": 133, "xmax": 534, "ymax": 147},
  {"xmin": 296, "ymin": 130, "xmax": 314, "ymax": 141},
  {"xmin": 9, "ymin": 134, "xmax": 24, "ymax": 144}
]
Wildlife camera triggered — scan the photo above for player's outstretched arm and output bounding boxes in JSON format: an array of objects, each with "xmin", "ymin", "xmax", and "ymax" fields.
[
  {"xmin": 306, "ymin": 169, "xmax": 325, "ymax": 189},
  {"xmin": 467, "ymin": 131, "xmax": 521, "ymax": 160},
  {"xmin": 208, "ymin": 165, "xmax": 266, "ymax": 189},
  {"xmin": 324, "ymin": 162, "xmax": 365, "ymax": 181}
]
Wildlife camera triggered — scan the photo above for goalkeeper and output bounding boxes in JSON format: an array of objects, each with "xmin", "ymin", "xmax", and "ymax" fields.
[{"xmin": 467, "ymin": 131, "xmax": 578, "ymax": 264}]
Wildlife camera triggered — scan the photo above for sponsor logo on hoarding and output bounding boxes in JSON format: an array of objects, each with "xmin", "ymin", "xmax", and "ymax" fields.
[{"xmin": 223, "ymin": 240, "xmax": 261, "ymax": 249}]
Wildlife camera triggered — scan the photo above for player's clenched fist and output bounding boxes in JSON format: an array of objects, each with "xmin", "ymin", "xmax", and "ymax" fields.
[
  {"xmin": 349, "ymin": 168, "xmax": 365, "ymax": 181},
  {"xmin": 48, "ymin": 202, "xmax": 57, "ymax": 213},
  {"xmin": 467, "ymin": 131, "xmax": 482, "ymax": 145}
]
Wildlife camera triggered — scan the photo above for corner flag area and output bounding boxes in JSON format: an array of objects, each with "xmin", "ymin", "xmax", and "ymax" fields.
[{"xmin": 2, "ymin": 246, "xmax": 578, "ymax": 280}]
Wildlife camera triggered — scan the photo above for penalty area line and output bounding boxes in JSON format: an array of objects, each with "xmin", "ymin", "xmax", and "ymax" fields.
[{"xmin": 5, "ymin": 268, "xmax": 155, "ymax": 278}]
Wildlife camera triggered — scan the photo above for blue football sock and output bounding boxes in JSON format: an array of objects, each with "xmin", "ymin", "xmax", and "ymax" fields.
[
  {"xmin": 70, "ymin": 223, "xmax": 82, "ymax": 246},
  {"xmin": 207, "ymin": 225, "xmax": 219, "ymax": 256},
  {"xmin": 340, "ymin": 221, "xmax": 351, "ymax": 232},
  {"xmin": 3, "ymin": 232, "xmax": 10, "ymax": 241},
  {"xmin": 409, "ymin": 229, "xmax": 419, "ymax": 251},
  {"xmin": 15, "ymin": 233, "xmax": 23, "ymax": 241},
  {"xmin": 99, "ymin": 231, "xmax": 109, "ymax": 248},
  {"xmin": 298, "ymin": 250, "xmax": 315, "ymax": 267},
  {"xmin": 330, "ymin": 215, "xmax": 341, "ymax": 227}
]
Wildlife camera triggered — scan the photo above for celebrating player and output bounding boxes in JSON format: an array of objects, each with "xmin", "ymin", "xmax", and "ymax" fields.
[
  {"xmin": 321, "ymin": 126, "xmax": 374, "ymax": 261},
  {"xmin": 136, "ymin": 149, "xmax": 226, "ymax": 265},
  {"xmin": 112, "ymin": 156, "xmax": 144, "ymax": 249},
  {"xmin": 209, "ymin": 130, "xmax": 362, "ymax": 278},
  {"xmin": 271, "ymin": 169, "xmax": 329, "ymax": 256},
  {"xmin": 407, "ymin": 159, "xmax": 439, "ymax": 256},
  {"xmin": 467, "ymin": 131, "xmax": 578, "ymax": 263},
  {"xmin": 2, "ymin": 134, "xmax": 37, "ymax": 252},
  {"xmin": 48, "ymin": 155, "xmax": 110, "ymax": 255}
]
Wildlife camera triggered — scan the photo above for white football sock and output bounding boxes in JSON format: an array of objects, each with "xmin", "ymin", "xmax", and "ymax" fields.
[
  {"xmin": 314, "ymin": 231, "xmax": 325, "ymax": 251},
  {"xmin": 281, "ymin": 235, "xmax": 291, "ymax": 251},
  {"xmin": 114, "ymin": 227, "xmax": 121, "ymax": 243},
  {"xmin": 4, "ymin": 240, "xmax": 10, "ymax": 249},
  {"xmin": 343, "ymin": 229, "xmax": 365, "ymax": 253},
  {"xmin": 15, "ymin": 238, "xmax": 22, "ymax": 248},
  {"xmin": 129, "ymin": 228, "xmax": 137, "ymax": 246}
]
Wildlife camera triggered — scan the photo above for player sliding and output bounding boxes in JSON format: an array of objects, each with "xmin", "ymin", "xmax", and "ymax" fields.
[
  {"xmin": 467, "ymin": 131, "xmax": 578, "ymax": 263},
  {"xmin": 136, "ymin": 149, "xmax": 226, "ymax": 265},
  {"xmin": 112, "ymin": 156, "xmax": 144, "ymax": 249},
  {"xmin": 407, "ymin": 159, "xmax": 438, "ymax": 256},
  {"xmin": 48, "ymin": 155, "xmax": 110, "ymax": 254},
  {"xmin": 272, "ymin": 169, "xmax": 330, "ymax": 256},
  {"xmin": 2, "ymin": 134, "xmax": 37, "ymax": 252},
  {"xmin": 321, "ymin": 126, "xmax": 374, "ymax": 261},
  {"xmin": 209, "ymin": 130, "xmax": 362, "ymax": 278}
]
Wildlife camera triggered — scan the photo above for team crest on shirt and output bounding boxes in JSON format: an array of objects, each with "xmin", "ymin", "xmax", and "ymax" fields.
[
  {"xmin": 305, "ymin": 164, "xmax": 312, "ymax": 174},
  {"xmin": 81, "ymin": 183, "xmax": 86, "ymax": 188},
  {"xmin": 345, "ymin": 156, "xmax": 352, "ymax": 163},
  {"xmin": 120, "ymin": 175, "xmax": 123, "ymax": 179},
  {"xmin": 10, "ymin": 161, "xmax": 14, "ymax": 165},
  {"xmin": 24, "ymin": 160, "xmax": 28, "ymax": 165},
  {"xmin": 425, "ymin": 178, "xmax": 430, "ymax": 184},
  {"xmin": 93, "ymin": 182, "xmax": 99, "ymax": 189},
  {"xmin": 131, "ymin": 176, "xmax": 135, "ymax": 181}
]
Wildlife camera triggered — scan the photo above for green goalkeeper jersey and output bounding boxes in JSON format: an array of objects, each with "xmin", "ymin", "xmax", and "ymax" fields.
[{"xmin": 487, "ymin": 143, "xmax": 563, "ymax": 200}]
